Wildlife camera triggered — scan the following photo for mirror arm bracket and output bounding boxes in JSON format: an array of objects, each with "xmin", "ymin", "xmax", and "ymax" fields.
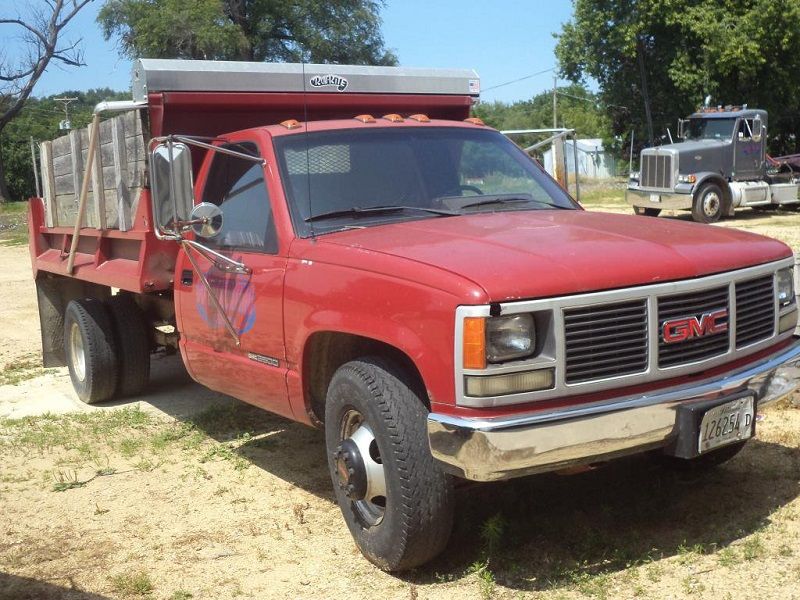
[
  {"xmin": 182, "ymin": 239, "xmax": 251, "ymax": 275},
  {"xmin": 180, "ymin": 240, "xmax": 246, "ymax": 347}
]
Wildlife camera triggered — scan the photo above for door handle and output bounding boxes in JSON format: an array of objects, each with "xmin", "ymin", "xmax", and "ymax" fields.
[{"xmin": 181, "ymin": 269, "xmax": 193, "ymax": 286}]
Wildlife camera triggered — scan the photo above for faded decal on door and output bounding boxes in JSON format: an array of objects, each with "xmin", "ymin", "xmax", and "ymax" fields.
[{"xmin": 195, "ymin": 267, "xmax": 256, "ymax": 335}]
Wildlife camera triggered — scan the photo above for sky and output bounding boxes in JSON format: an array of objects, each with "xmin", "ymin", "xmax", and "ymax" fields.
[{"xmin": 14, "ymin": 0, "xmax": 577, "ymax": 104}]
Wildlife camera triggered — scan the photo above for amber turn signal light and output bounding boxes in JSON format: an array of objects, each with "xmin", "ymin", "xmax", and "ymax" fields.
[
  {"xmin": 464, "ymin": 117, "xmax": 485, "ymax": 126},
  {"xmin": 280, "ymin": 119, "xmax": 302, "ymax": 130},
  {"xmin": 354, "ymin": 114, "xmax": 376, "ymax": 123},
  {"xmin": 463, "ymin": 317, "xmax": 487, "ymax": 370},
  {"xmin": 382, "ymin": 113, "xmax": 404, "ymax": 123},
  {"xmin": 408, "ymin": 114, "xmax": 430, "ymax": 122}
]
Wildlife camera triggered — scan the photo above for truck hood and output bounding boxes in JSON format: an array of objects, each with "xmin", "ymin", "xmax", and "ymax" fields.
[
  {"xmin": 319, "ymin": 210, "xmax": 791, "ymax": 302},
  {"xmin": 650, "ymin": 139, "xmax": 731, "ymax": 175}
]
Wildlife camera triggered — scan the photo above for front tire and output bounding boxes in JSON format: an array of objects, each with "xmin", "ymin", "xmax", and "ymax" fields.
[
  {"xmin": 692, "ymin": 183, "xmax": 725, "ymax": 223},
  {"xmin": 325, "ymin": 357, "xmax": 454, "ymax": 571},
  {"xmin": 64, "ymin": 298, "xmax": 118, "ymax": 404}
]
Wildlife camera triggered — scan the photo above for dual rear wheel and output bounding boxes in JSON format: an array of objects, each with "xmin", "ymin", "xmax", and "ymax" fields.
[{"xmin": 64, "ymin": 295, "xmax": 151, "ymax": 404}]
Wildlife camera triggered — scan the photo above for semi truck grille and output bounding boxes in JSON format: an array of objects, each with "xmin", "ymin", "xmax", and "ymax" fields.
[
  {"xmin": 563, "ymin": 300, "xmax": 648, "ymax": 384},
  {"xmin": 640, "ymin": 152, "xmax": 674, "ymax": 190},
  {"xmin": 658, "ymin": 286, "xmax": 730, "ymax": 367},
  {"xmin": 735, "ymin": 275, "xmax": 775, "ymax": 348}
]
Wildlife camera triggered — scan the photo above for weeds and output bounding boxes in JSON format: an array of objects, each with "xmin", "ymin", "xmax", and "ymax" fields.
[
  {"xmin": 109, "ymin": 570, "xmax": 154, "ymax": 597},
  {"xmin": 0, "ymin": 356, "xmax": 42, "ymax": 385}
]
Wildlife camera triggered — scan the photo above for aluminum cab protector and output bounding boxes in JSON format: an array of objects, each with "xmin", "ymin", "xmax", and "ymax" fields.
[{"xmin": 28, "ymin": 59, "xmax": 800, "ymax": 571}]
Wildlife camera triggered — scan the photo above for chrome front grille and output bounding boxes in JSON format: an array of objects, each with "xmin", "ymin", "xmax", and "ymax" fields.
[
  {"xmin": 564, "ymin": 300, "xmax": 648, "ymax": 383},
  {"xmin": 456, "ymin": 259, "xmax": 792, "ymax": 408},
  {"xmin": 736, "ymin": 275, "xmax": 775, "ymax": 348},
  {"xmin": 658, "ymin": 286, "xmax": 730, "ymax": 367},
  {"xmin": 640, "ymin": 152, "xmax": 674, "ymax": 189}
]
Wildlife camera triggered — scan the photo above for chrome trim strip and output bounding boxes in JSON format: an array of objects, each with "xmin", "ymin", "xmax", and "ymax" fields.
[
  {"xmin": 430, "ymin": 338, "xmax": 800, "ymax": 481},
  {"xmin": 454, "ymin": 258, "xmax": 795, "ymax": 407}
]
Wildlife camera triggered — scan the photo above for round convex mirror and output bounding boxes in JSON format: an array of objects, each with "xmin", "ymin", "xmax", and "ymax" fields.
[{"xmin": 190, "ymin": 202, "xmax": 223, "ymax": 238}]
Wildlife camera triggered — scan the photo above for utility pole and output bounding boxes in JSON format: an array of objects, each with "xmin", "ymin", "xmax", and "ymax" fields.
[
  {"xmin": 636, "ymin": 38, "xmax": 654, "ymax": 146},
  {"xmin": 53, "ymin": 96, "xmax": 78, "ymax": 130},
  {"xmin": 552, "ymin": 75, "xmax": 566, "ymax": 187}
]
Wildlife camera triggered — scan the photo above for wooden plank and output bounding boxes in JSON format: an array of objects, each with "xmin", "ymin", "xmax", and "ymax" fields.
[
  {"xmin": 40, "ymin": 141, "xmax": 57, "ymax": 227},
  {"xmin": 69, "ymin": 129, "xmax": 88, "ymax": 227},
  {"xmin": 111, "ymin": 116, "xmax": 132, "ymax": 231},
  {"xmin": 88, "ymin": 120, "xmax": 106, "ymax": 229}
]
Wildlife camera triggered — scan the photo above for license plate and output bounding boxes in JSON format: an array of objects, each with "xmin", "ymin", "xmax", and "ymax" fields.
[
  {"xmin": 649, "ymin": 193, "xmax": 661, "ymax": 203},
  {"xmin": 698, "ymin": 396, "xmax": 754, "ymax": 453}
]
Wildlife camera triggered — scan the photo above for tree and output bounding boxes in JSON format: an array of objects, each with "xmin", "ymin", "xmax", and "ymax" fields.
[
  {"xmin": 474, "ymin": 83, "xmax": 612, "ymax": 153},
  {"xmin": 0, "ymin": 0, "xmax": 93, "ymax": 202},
  {"xmin": 556, "ymin": 0, "xmax": 800, "ymax": 156},
  {"xmin": 2, "ymin": 89, "xmax": 128, "ymax": 202},
  {"xmin": 98, "ymin": 0, "xmax": 397, "ymax": 65}
]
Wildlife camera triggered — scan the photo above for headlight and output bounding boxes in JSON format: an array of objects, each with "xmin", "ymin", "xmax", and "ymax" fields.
[
  {"xmin": 677, "ymin": 174, "xmax": 697, "ymax": 184},
  {"xmin": 777, "ymin": 267, "xmax": 795, "ymax": 308},
  {"xmin": 486, "ymin": 314, "xmax": 535, "ymax": 363}
]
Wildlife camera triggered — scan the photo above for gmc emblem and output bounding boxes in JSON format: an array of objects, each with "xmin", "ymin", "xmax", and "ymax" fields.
[{"xmin": 662, "ymin": 308, "xmax": 728, "ymax": 344}]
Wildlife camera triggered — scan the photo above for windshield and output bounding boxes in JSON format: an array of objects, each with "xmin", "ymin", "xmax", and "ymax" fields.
[
  {"xmin": 686, "ymin": 118, "xmax": 736, "ymax": 141},
  {"xmin": 273, "ymin": 127, "xmax": 578, "ymax": 236}
]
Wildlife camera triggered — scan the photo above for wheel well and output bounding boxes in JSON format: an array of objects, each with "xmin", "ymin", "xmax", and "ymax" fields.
[
  {"xmin": 696, "ymin": 177, "xmax": 731, "ymax": 209},
  {"xmin": 303, "ymin": 332, "xmax": 429, "ymax": 425}
]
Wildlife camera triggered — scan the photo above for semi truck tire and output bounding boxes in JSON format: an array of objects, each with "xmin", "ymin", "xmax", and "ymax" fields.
[
  {"xmin": 64, "ymin": 298, "xmax": 119, "ymax": 404},
  {"xmin": 692, "ymin": 182, "xmax": 724, "ymax": 223},
  {"xmin": 325, "ymin": 357, "xmax": 454, "ymax": 571},
  {"xmin": 633, "ymin": 206, "xmax": 662, "ymax": 217},
  {"xmin": 107, "ymin": 294, "xmax": 151, "ymax": 398}
]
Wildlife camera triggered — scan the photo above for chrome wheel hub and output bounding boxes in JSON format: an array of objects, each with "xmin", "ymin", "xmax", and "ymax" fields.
[
  {"xmin": 703, "ymin": 191, "xmax": 720, "ymax": 217},
  {"xmin": 69, "ymin": 322, "xmax": 86, "ymax": 382},
  {"xmin": 336, "ymin": 410, "xmax": 387, "ymax": 526}
]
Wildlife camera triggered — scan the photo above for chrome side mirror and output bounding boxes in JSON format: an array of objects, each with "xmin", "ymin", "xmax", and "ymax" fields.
[
  {"xmin": 677, "ymin": 119, "xmax": 687, "ymax": 140},
  {"xmin": 190, "ymin": 202, "xmax": 223, "ymax": 238},
  {"xmin": 752, "ymin": 116, "xmax": 763, "ymax": 142},
  {"xmin": 149, "ymin": 141, "xmax": 194, "ymax": 236}
]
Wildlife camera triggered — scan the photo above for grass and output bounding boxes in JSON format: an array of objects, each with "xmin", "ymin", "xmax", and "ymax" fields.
[
  {"xmin": 0, "ymin": 200, "xmax": 28, "ymax": 246},
  {"xmin": 0, "ymin": 356, "xmax": 45, "ymax": 386},
  {"xmin": 109, "ymin": 570, "xmax": 154, "ymax": 598}
]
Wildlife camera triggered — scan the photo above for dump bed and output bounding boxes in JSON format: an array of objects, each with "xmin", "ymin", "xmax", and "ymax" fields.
[{"xmin": 28, "ymin": 59, "xmax": 480, "ymax": 293}]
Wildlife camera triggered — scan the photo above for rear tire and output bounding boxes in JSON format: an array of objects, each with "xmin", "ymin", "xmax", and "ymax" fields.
[
  {"xmin": 692, "ymin": 183, "xmax": 725, "ymax": 223},
  {"xmin": 633, "ymin": 206, "xmax": 662, "ymax": 217},
  {"xmin": 64, "ymin": 298, "xmax": 118, "ymax": 404},
  {"xmin": 325, "ymin": 357, "xmax": 454, "ymax": 571},
  {"xmin": 107, "ymin": 294, "xmax": 151, "ymax": 398}
]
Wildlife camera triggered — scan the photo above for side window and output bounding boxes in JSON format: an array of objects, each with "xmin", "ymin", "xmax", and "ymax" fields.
[
  {"xmin": 201, "ymin": 143, "xmax": 278, "ymax": 253},
  {"xmin": 738, "ymin": 119, "xmax": 753, "ymax": 141}
]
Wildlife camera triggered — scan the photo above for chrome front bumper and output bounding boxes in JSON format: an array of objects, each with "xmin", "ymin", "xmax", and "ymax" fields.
[
  {"xmin": 428, "ymin": 339, "xmax": 800, "ymax": 481},
  {"xmin": 626, "ymin": 187, "xmax": 693, "ymax": 210}
]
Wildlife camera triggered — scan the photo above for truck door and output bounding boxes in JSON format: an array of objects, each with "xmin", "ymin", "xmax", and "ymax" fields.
[
  {"xmin": 734, "ymin": 117, "xmax": 763, "ymax": 180},
  {"xmin": 174, "ymin": 141, "xmax": 292, "ymax": 419}
]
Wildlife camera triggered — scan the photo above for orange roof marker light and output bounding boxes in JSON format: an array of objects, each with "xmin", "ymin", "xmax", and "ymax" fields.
[
  {"xmin": 464, "ymin": 117, "xmax": 485, "ymax": 126},
  {"xmin": 354, "ymin": 114, "xmax": 376, "ymax": 123},
  {"xmin": 382, "ymin": 113, "xmax": 404, "ymax": 123},
  {"xmin": 280, "ymin": 119, "xmax": 302, "ymax": 130},
  {"xmin": 408, "ymin": 114, "xmax": 430, "ymax": 123}
]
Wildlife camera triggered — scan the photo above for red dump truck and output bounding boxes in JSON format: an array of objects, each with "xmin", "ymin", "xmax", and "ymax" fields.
[{"xmin": 28, "ymin": 59, "xmax": 800, "ymax": 571}]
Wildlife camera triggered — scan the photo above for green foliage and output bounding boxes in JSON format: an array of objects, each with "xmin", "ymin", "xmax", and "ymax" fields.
[
  {"xmin": 1, "ymin": 89, "xmax": 128, "ymax": 202},
  {"xmin": 474, "ymin": 83, "xmax": 612, "ymax": 151},
  {"xmin": 556, "ymin": 0, "xmax": 800, "ymax": 155},
  {"xmin": 98, "ymin": 0, "xmax": 397, "ymax": 65}
]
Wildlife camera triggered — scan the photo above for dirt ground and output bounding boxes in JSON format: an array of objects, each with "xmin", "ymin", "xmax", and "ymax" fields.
[{"xmin": 3, "ymin": 197, "xmax": 800, "ymax": 599}]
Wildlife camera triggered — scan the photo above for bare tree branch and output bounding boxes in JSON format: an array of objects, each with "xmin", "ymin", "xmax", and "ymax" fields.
[{"xmin": 0, "ymin": 0, "xmax": 93, "ymax": 201}]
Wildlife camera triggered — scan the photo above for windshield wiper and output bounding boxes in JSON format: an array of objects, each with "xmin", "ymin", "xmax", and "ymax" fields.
[
  {"xmin": 305, "ymin": 205, "xmax": 458, "ymax": 223},
  {"xmin": 439, "ymin": 193, "xmax": 572, "ymax": 211}
]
